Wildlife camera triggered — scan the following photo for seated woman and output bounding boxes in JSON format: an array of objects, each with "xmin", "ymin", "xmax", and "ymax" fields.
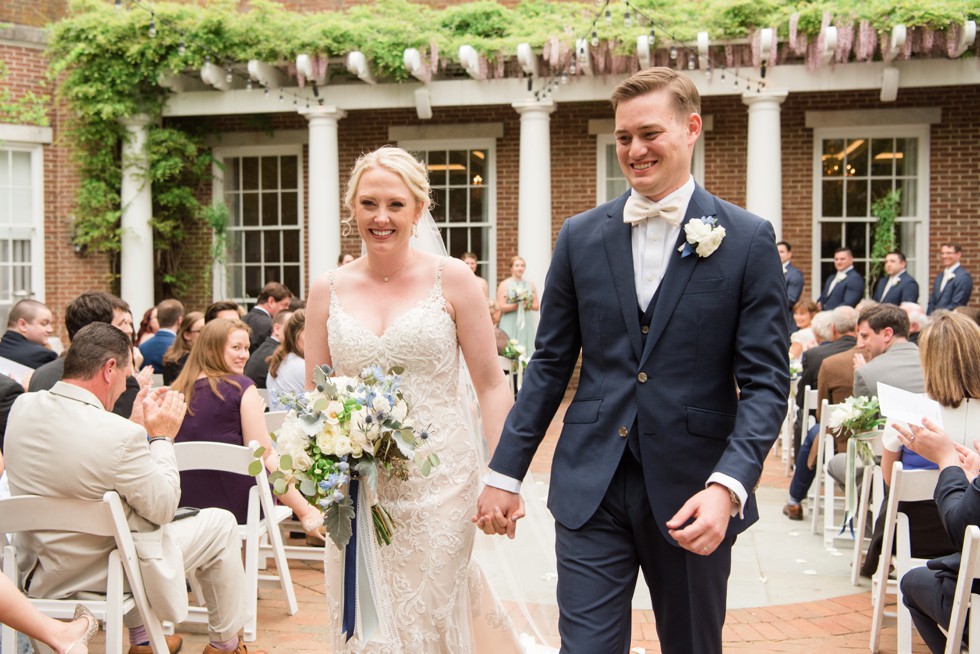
[
  {"xmin": 860, "ymin": 312, "xmax": 979, "ymax": 577},
  {"xmin": 789, "ymin": 299, "xmax": 819, "ymax": 362},
  {"xmin": 162, "ymin": 311, "xmax": 204, "ymax": 385},
  {"xmin": 266, "ymin": 310, "xmax": 305, "ymax": 411},
  {"xmin": 171, "ymin": 318, "xmax": 323, "ymax": 539}
]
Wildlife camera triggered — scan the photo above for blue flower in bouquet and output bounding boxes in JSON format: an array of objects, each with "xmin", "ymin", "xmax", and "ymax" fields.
[{"xmin": 253, "ymin": 364, "xmax": 440, "ymax": 549}]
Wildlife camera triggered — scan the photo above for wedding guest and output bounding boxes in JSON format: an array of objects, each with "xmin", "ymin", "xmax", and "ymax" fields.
[
  {"xmin": 204, "ymin": 300, "xmax": 242, "ymax": 323},
  {"xmin": 778, "ymin": 240, "xmax": 804, "ymax": 325},
  {"xmin": 0, "ymin": 374, "xmax": 23, "ymax": 450},
  {"xmin": 30, "ymin": 292, "xmax": 151, "ymax": 418},
  {"xmin": 242, "ymin": 282, "xmax": 292, "ymax": 353},
  {"xmin": 928, "ymin": 242, "xmax": 973, "ymax": 314},
  {"xmin": 0, "ymin": 300, "xmax": 56, "ymax": 369},
  {"xmin": 136, "ymin": 306, "xmax": 159, "ymax": 345},
  {"xmin": 461, "ymin": 252, "xmax": 490, "ymax": 298},
  {"xmin": 171, "ymin": 319, "xmax": 324, "ymax": 539},
  {"xmin": 162, "ymin": 311, "xmax": 204, "ymax": 385},
  {"xmin": 114, "ymin": 308, "xmax": 143, "ymax": 369},
  {"xmin": 138, "ymin": 299, "xmax": 183, "ymax": 373},
  {"xmin": 873, "ymin": 250, "xmax": 919, "ymax": 305},
  {"xmin": 266, "ymin": 310, "xmax": 306, "ymax": 411},
  {"xmin": 818, "ymin": 247, "xmax": 864, "ymax": 310},
  {"xmin": 0, "ymin": 570, "xmax": 97, "ymax": 654},
  {"xmin": 902, "ymin": 301, "xmax": 930, "ymax": 344},
  {"xmin": 337, "ymin": 252, "xmax": 354, "ymax": 267},
  {"xmin": 496, "ymin": 256, "xmax": 539, "ymax": 358},
  {"xmin": 896, "ymin": 416, "xmax": 980, "ymax": 653},
  {"xmin": 244, "ymin": 309, "xmax": 291, "ymax": 389},
  {"xmin": 6, "ymin": 322, "xmax": 263, "ymax": 654},
  {"xmin": 287, "ymin": 296, "xmax": 305, "ymax": 311},
  {"xmin": 789, "ymin": 300, "xmax": 819, "ymax": 361}
]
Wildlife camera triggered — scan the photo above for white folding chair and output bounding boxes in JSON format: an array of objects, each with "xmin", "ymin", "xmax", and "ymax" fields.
[
  {"xmin": 0, "ymin": 491, "xmax": 169, "ymax": 654},
  {"xmin": 945, "ymin": 525, "xmax": 980, "ymax": 654},
  {"xmin": 255, "ymin": 388, "xmax": 271, "ymax": 405},
  {"xmin": 851, "ymin": 430, "xmax": 885, "ymax": 585},
  {"xmin": 264, "ymin": 411, "xmax": 287, "ymax": 434},
  {"xmin": 870, "ymin": 462, "xmax": 942, "ymax": 653},
  {"xmin": 809, "ymin": 400, "xmax": 839, "ymax": 535},
  {"xmin": 789, "ymin": 384, "xmax": 818, "ymax": 476},
  {"xmin": 172, "ymin": 441, "xmax": 298, "ymax": 642}
]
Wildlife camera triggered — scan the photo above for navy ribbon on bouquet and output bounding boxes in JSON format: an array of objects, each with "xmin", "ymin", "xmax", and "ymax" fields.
[{"xmin": 342, "ymin": 478, "xmax": 359, "ymax": 641}]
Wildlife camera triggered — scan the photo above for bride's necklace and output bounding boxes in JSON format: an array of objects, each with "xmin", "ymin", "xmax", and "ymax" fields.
[{"xmin": 367, "ymin": 255, "xmax": 411, "ymax": 283}]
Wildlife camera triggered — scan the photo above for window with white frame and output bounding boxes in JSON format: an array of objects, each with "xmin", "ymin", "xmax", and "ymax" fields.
[
  {"xmin": 0, "ymin": 144, "xmax": 44, "ymax": 327},
  {"xmin": 400, "ymin": 139, "xmax": 496, "ymax": 284},
  {"xmin": 813, "ymin": 126, "xmax": 929, "ymax": 301},
  {"xmin": 595, "ymin": 133, "xmax": 705, "ymax": 205},
  {"xmin": 216, "ymin": 148, "xmax": 304, "ymax": 305}
]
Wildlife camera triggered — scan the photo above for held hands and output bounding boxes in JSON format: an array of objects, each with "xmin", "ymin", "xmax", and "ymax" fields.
[
  {"xmin": 666, "ymin": 483, "xmax": 734, "ymax": 557},
  {"xmin": 473, "ymin": 486, "xmax": 525, "ymax": 539},
  {"xmin": 142, "ymin": 387, "xmax": 187, "ymax": 439}
]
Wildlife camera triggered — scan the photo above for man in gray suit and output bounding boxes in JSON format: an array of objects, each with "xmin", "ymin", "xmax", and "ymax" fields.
[
  {"xmin": 827, "ymin": 303, "xmax": 924, "ymax": 486},
  {"xmin": 5, "ymin": 324, "xmax": 263, "ymax": 654}
]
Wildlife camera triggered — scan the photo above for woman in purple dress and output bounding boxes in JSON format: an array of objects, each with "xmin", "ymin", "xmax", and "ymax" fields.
[{"xmin": 171, "ymin": 318, "xmax": 323, "ymax": 538}]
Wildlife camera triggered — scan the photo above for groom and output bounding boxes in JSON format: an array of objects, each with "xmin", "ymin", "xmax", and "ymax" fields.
[{"xmin": 476, "ymin": 68, "xmax": 789, "ymax": 653}]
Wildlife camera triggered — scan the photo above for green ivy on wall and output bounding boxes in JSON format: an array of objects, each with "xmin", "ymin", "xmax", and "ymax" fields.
[
  {"xmin": 45, "ymin": 0, "xmax": 980, "ymax": 295},
  {"xmin": 0, "ymin": 61, "xmax": 49, "ymax": 126}
]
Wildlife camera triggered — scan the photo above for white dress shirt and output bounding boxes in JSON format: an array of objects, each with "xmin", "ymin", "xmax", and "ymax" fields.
[{"xmin": 941, "ymin": 263, "xmax": 961, "ymax": 292}]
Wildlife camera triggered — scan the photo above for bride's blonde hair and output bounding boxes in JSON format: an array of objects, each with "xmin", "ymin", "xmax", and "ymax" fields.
[{"xmin": 344, "ymin": 146, "xmax": 431, "ymax": 219}]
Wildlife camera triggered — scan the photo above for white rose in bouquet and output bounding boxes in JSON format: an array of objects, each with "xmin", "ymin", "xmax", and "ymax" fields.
[{"xmin": 390, "ymin": 399, "xmax": 408, "ymax": 422}]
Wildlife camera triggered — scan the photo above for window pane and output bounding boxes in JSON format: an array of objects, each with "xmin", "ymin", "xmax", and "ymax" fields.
[
  {"xmin": 227, "ymin": 232, "xmax": 243, "ymax": 266},
  {"xmin": 281, "ymin": 192, "xmax": 298, "ymax": 226},
  {"xmin": 245, "ymin": 231, "xmax": 261, "ymax": 261},
  {"xmin": 470, "ymin": 150, "xmax": 486, "ymax": 181},
  {"xmin": 264, "ymin": 232, "xmax": 280, "ymax": 262},
  {"xmin": 822, "ymin": 139, "xmax": 845, "ymax": 176},
  {"xmin": 846, "ymin": 139, "xmax": 869, "ymax": 178},
  {"xmin": 870, "ymin": 138, "xmax": 895, "ymax": 177},
  {"xmin": 283, "ymin": 230, "xmax": 300, "ymax": 262},
  {"xmin": 224, "ymin": 158, "xmax": 239, "ymax": 192},
  {"xmin": 228, "ymin": 265, "xmax": 243, "ymax": 299},
  {"xmin": 281, "ymin": 156, "xmax": 298, "ymax": 189},
  {"xmin": 0, "ymin": 152, "xmax": 8, "ymax": 184},
  {"xmin": 260, "ymin": 157, "xmax": 278, "ymax": 191},
  {"xmin": 241, "ymin": 158, "xmax": 259, "ymax": 190},
  {"xmin": 870, "ymin": 179, "xmax": 893, "ymax": 207},
  {"xmin": 448, "ymin": 227, "xmax": 468, "ymax": 257},
  {"xmin": 225, "ymin": 193, "xmax": 241, "ymax": 228},
  {"xmin": 607, "ymin": 179, "xmax": 629, "ymax": 199},
  {"xmin": 845, "ymin": 179, "xmax": 868, "ymax": 218},
  {"xmin": 899, "ymin": 178, "xmax": 917, "ymax": 216},
  {"xmin": 264, "ymin": 266, "xmax": 280, "ymax": 285},
  {"xmin": 447, "ymin": 190, "xmax": 467, "ymax": 223},
  {"xmin": 845, "ymin": 222, "xmax": 868, "ymax": 259},
  {"xmin": 283, "ymin": 266, "xmax": 301, "ymax": 295},
  {"xmin": 431, "ymin": 188, "xmax": 447, "ymax": 223},
  {"xmin": 821, "ymin": 221, "xmax": 844, "ymax": 258},
  {"xmin": 448, "ymin": 150, "xmax": 468, "ymax": 186},
  {"xmin": 895, "ymin": 138, "xmax": 916, "ymax": 176},
  {"xmin": 0, "ymin": 189, "xmax": 8, "ymax": 225},
  {"xmin": 428, "ymin": 150, "xmax": 447, "ymax": 185},
  {"xmin": 822, "ymin": 180, "xmax": 843, "ymax": 217},
  {"xmin": 261, "ymin": 193, "xmax": 279, "ymax": 226},
  {"xmin": 245, "ymin": 266, "xmax": 262, "ymax": 297},
  {"xmin": 242, "ymin": 194, "xmax": 259, "ymax": 227},
  {"xmin": 470, "ymin": 188, "xmax": 485, "ymax": 222},
  {"xmin": 11, "ymin": 190, "xmax": 31, "ymax": 226},
  {"xmin": 11, "ymin": 152, "xmax": 31, "ymax": 187},
  {"xmin": 470, "ymin": 227, "xmax": 485, "ymax": 260}
]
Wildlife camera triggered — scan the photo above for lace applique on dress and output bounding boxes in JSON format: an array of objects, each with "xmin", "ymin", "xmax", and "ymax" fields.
[{"xmin": 324, "ymin": 259, "xmax": 524, "ymax": 654}]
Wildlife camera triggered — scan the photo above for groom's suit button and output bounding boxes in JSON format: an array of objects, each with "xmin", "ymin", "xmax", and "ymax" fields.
[
  {"xmin": 641, "ymin": 326, "xmax": 650, "ymax": 334},
  {"xmin": 637, "ymin": 372, "xmax": 648, "ymax": 383},
  {"xmin": 618, "ymin": 427, "xmax": 629, "ymax": 437}
]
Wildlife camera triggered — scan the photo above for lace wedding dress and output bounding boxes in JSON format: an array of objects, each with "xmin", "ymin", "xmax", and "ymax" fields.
[{"xmin": 324, "ymin": 259, "xmax": 526, "ymax": 654}]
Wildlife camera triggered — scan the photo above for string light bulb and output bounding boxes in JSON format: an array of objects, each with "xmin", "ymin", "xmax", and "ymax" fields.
[
  {"xmin": 624, "ymin": 9, "xmax": 632, "ymax": 27},
  {"xmin": 592, "ymin": 30, "xmax": 598, "ymax": 47},
  {"xmin": 264, "ymin": 87, "xmax": 270, "ymax": 96},
  {"xmin": 225, "ymin": 67, "xmax": 233, "ymax": 84},
  {"xmin": 178, "ymin": 37, "xmax": 186, "ymax": 57},
  {"xmin": 560, "ymin": 72, "xmax": 568, "ymax": 85},
  {"xmin": 148, "ymin": 14, "xmax": 156, "ymax": 38},
  {"xmin": 604, "ymin": 8, "xmax": 611, "ymax": 24},
  {"xmin": 115, "ymin": 0, "xmax": 121, "ymax": 10},
  {"xmin": 669, "ymin": 45, "xmax": 677, "ymax": 60},
  {"xmin": 688, "ymin": 54, "xmax": 696, "ymax": 70},
  {"xmin": 246, "ymin": 80, "xmax": 253, "ymax": 91},
  {"xmin": 278, "ymin": 91, "xmax": 284, "ymax": 102}
]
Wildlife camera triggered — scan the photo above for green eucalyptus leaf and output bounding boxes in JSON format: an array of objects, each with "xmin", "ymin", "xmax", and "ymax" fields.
[
  {"xmin": 247, "ymin": 459, "xmax": 264, "ymax": 477},
  {"xmin": 299, "ymin": 478, "xmax": 317, "ymax": 496},
  {"xmin": 279, "ymin": 454, "xmax": 293, "ymax": 470},
  {"xmin": 252, "ymin": 445, "xmax": 265, "ymax": 458},
  {"xmin": 272, "ymin": 477, "xmax": 287, "ymax": 496}
]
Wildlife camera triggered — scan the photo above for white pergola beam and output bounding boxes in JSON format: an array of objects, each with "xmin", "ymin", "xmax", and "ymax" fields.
[
  {"xmin": 458, "ymin": 45, "xmax": 484, "ymax": 80},
  {"xmin": 200, "ymin": 62, "xmax": 231, "ymax": 91},
  {"xmin": 516, "ymin": 43, "xmax": 538, "ymax": 78},
  {"xmin": 952, "ymin": 21, "xmax": 976, "ymax": 58},
  {"xmin": 346, "ymin": 51, "xmax": 376, "ymax": 85},
  {"xmin": 882, "ymin": 25, "xmax": 906, "ymax": 64},
  {"xmin": 575, "ymin": 39, "xmax": 593, "ymax": 77},
  {"xmin": 637, "ymin": 35, "xmax": 652, "ymax": 69},
  {"xmin": 247, "ymin": 60, "xmax": 287, "ymax": 90},
  {"xmin": 403, "ymin": 48, "xmax": 428, "ymax": 83}
]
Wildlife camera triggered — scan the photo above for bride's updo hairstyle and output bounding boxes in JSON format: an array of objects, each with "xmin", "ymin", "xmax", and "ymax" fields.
[{"xmin": 344, "ymin": 146, "xmax": 432, "ymax": 219}]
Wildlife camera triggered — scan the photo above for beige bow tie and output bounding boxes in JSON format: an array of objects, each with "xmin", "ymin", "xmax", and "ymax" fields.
[{"xmin": 623, "ymin": 193, "xmax": 685, "ymax": 226}]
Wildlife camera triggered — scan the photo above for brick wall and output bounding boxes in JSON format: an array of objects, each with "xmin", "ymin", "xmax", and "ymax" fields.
[{"xmin": 0, "ymin": 0, "xmax": 66, "ymax": 28}]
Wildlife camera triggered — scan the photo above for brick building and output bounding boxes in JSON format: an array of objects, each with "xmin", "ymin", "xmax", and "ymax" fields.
[{"xmin": 1, "ymin": 1, "xmax": 978, "ymax": 331}]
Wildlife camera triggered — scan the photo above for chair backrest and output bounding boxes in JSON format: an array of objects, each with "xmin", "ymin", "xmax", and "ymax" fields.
[
  {"xmin": 801, "ymin": 385, "xmax": 818, "ymax": 427},
  {"xmin": 264, "ymin": 411, "xmax": 287, "ymax": 434},
  {"xmin": 173, "ymin": 440, "xmax": 254, "ymax": 476},
  {"xmin": 945, "ymin": 525, "xmax": 980, "ymax": 654},
  {"xmin": 255, "ymin": 388, "xmax": 271, "ymax": 405}
]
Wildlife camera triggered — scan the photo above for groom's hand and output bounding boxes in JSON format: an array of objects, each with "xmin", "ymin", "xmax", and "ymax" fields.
[
  {"xmin": 474, "ymin": 487, "xmax": 525, "ymax": 539},
  {"xmin": 666, "ymin": 484, "xmax": 734, "ymax": 556}
]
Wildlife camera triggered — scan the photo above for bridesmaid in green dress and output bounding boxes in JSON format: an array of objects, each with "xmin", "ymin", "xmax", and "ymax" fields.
[{"xmin": 496, "ymin": 256, "xmax": 539, "ymax": 358}]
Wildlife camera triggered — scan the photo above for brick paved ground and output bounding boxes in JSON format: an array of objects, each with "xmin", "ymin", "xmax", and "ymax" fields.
[{"xmin": 86, "ymin": 396, "xmax": 928, "ymax": 653}]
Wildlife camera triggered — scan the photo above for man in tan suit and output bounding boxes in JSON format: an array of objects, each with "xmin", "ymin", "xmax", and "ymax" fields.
[{"xmin": 5, "ymin": 323, "xmax": 263, "ymax": 654}]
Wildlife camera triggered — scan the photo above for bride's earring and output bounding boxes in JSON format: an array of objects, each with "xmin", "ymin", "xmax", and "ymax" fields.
[{"xmin": 412, "ymin": 223, "xmax": 419, "ymax": 238}]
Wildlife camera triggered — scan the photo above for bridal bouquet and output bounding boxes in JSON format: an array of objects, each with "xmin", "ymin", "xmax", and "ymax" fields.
[{"xmin": 251, "ymin": 364, "xmax": 439, "ymax": 549}]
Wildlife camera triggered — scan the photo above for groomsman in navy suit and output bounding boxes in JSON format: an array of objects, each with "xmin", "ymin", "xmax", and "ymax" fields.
[
  {"xmin": 778, "ymin": 241, "xmax": 804, "ymax": 318},
  {"xmin": 477, "ymin": 68, "xmax": 788, "ymax": 654},
  {"xmin": 873, "ymin": 250, "xmax": 919, "ymax": 305},
  {"xmin": 928, "ymin": 242, "xmax": 973, "ymax": 314},
  {"xmin": 818, "ymin": 247, "xmax": 864, "ymax": 310}
]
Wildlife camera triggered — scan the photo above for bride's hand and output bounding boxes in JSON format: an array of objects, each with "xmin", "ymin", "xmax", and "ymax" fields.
[{"xmin": 474, "ymin": 490, "xmax": 524, "ymax": 539}]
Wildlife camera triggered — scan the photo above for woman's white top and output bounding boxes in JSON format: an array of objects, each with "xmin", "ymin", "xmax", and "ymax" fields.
[{"xmin": 266, "ymin": 352, "xmax": 306, "ymax": 411}]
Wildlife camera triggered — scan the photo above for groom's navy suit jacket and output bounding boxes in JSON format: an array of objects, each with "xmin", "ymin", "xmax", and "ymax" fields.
[{"xmin": 492, "ymin": 185, "xmax": 790, "ymax": 542}]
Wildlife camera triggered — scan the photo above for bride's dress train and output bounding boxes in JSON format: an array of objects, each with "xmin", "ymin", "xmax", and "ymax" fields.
[{"xmin": 323, "ymin": 261, "xmax": 528, "ymax": 653}]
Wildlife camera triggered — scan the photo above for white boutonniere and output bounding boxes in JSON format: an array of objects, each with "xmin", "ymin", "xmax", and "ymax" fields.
[{"xmin": 678, "ymin": 216, "xmax": 725, "ymax": 258}]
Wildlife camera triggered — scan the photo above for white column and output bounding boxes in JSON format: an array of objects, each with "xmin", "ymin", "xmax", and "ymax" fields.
[
  {"xmin": 512, "ymin": 99, "xmax": 556, "ymax": 289},
  {"xmin": 119, "ymin": 115, "xmax": 155, "ymax": 322},
  {"xmin": 302, "ymin": 105, "xmax": 347, "ymax": 284},
  {"xmin": 742, "ymin": 90, "xmax": 788, "ymax": 237}
]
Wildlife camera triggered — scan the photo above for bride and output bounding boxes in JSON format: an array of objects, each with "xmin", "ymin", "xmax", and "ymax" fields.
[{"xmin": 304, "ymin": 146, "xmax": 528, "ymax": 653}]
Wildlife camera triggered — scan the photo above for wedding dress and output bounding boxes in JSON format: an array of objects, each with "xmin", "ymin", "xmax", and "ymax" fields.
[{"xmin": 323, "ymin": 259, "xmax": 526, "ymax": 653}]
